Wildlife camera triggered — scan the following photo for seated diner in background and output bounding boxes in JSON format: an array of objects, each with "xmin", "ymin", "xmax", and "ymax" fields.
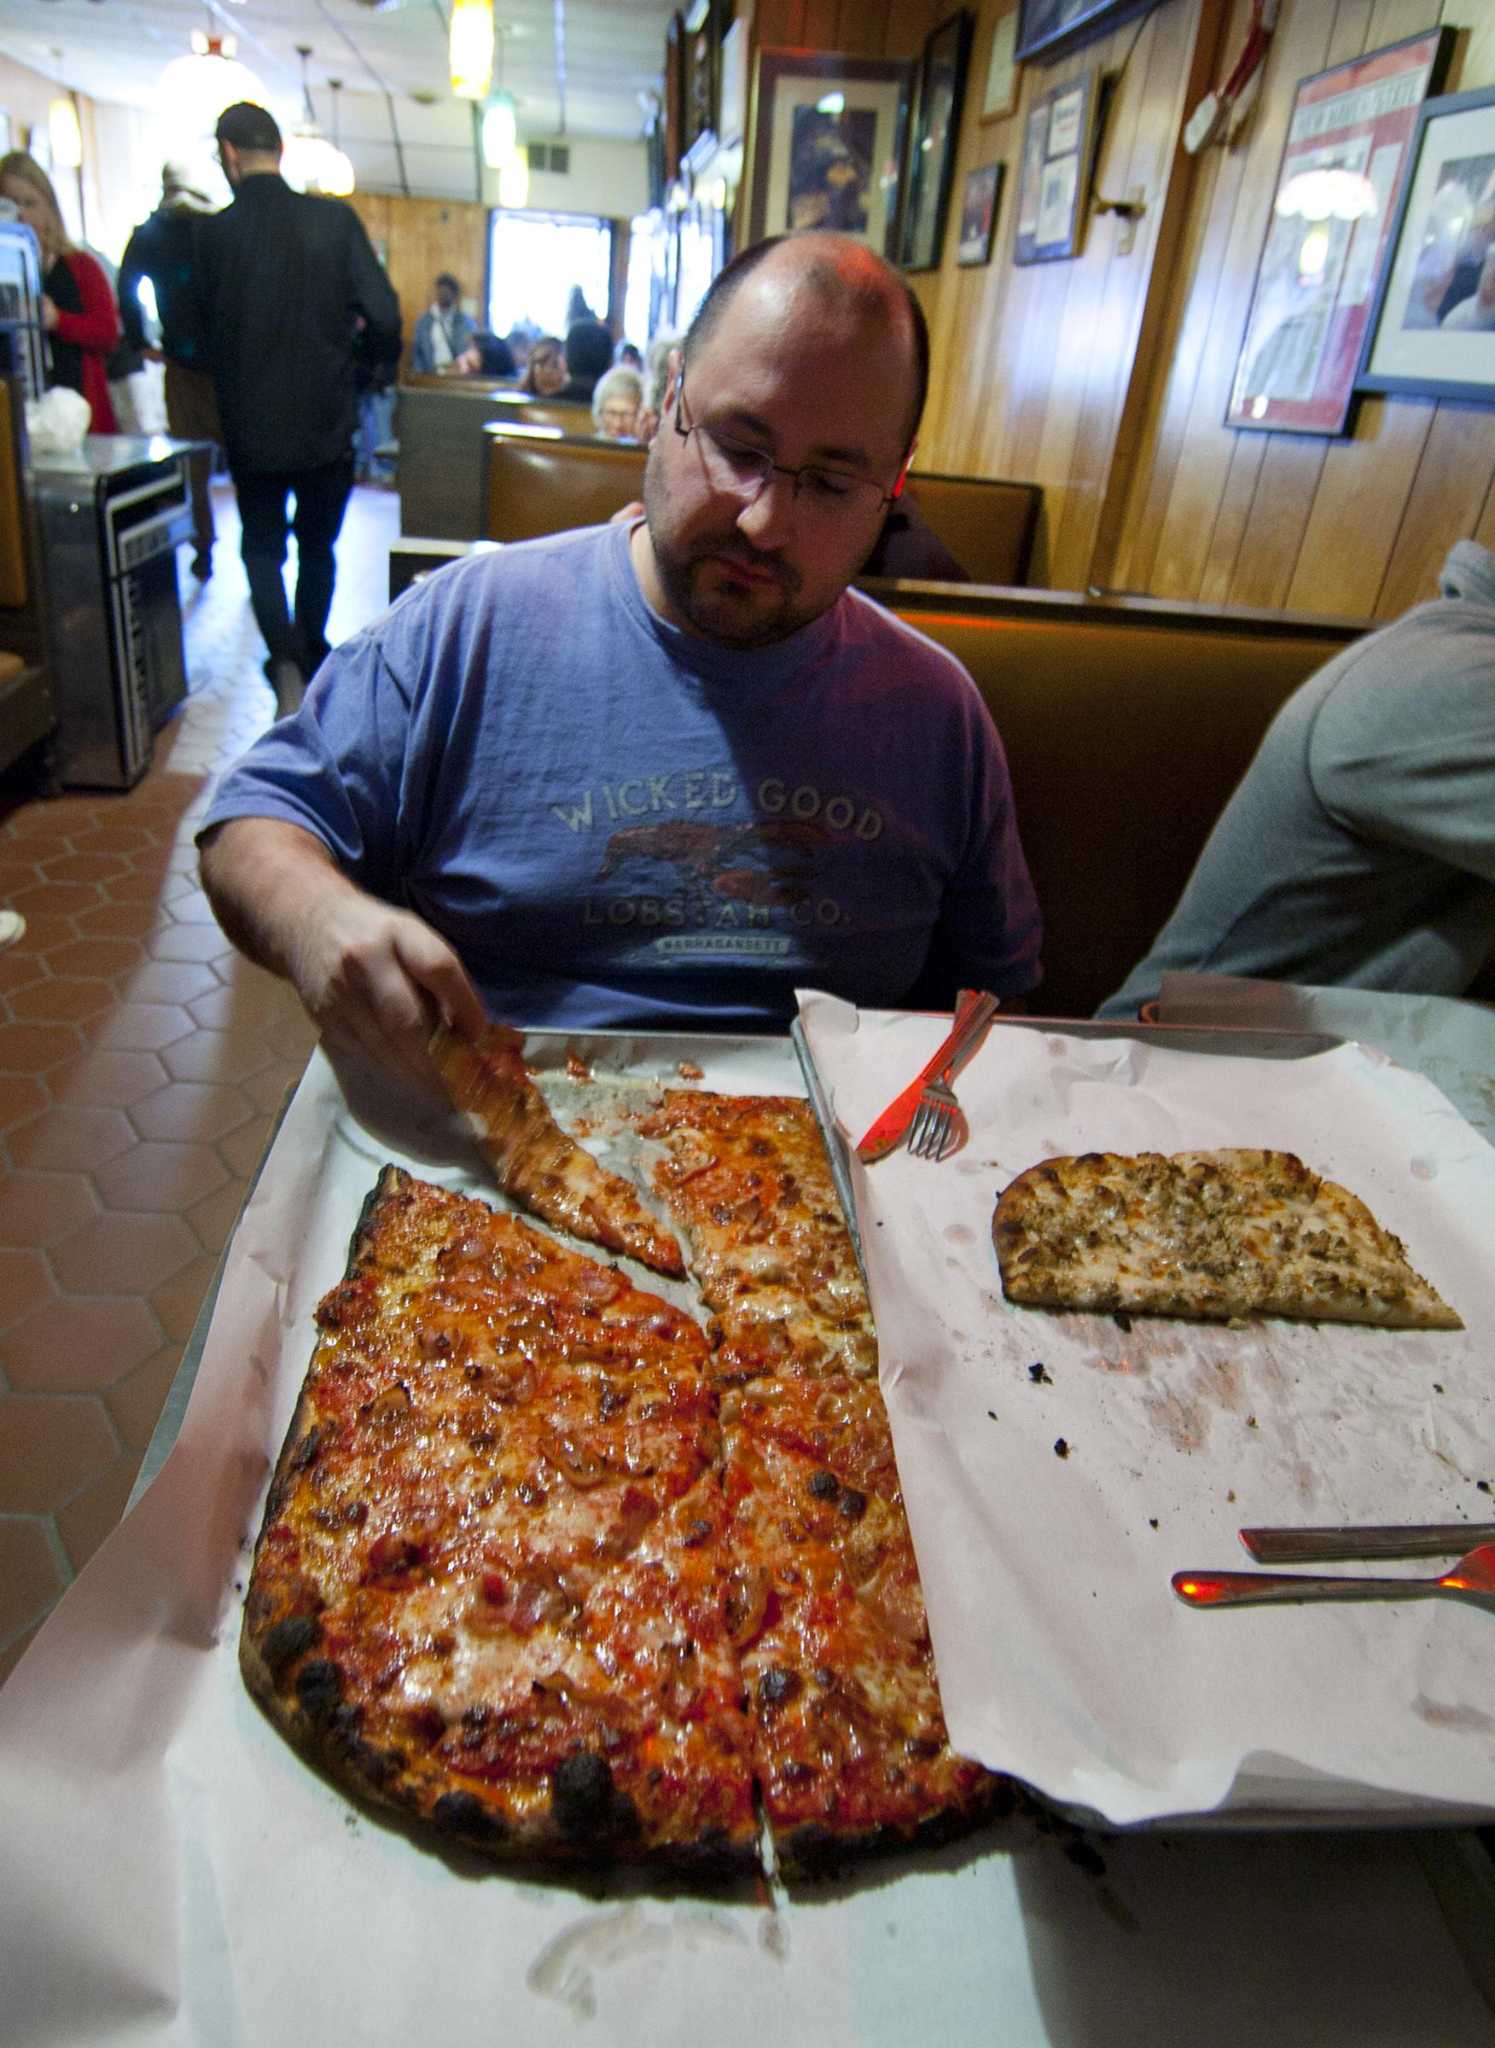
[
  {"xmin": 197, "ymin": 231, "xmax": 1042, "ymax": 1088},
  {"xmin": 1098, "ymin": 538, "xmax": 1495, "ymax": 1020},
  {"xmin": 592, "ymin": 364, "xmax": 644, "ymax": 439},
  {"xmin": 451, "ymin": 330, "xmax": 518, "ymax": 379},
  {"xmin": 519, "ymin": 334, "xmax": 566, "ymax": 396},
  {"xmin": 410, "ymin": 272, "xmax": 476, "ymax": 374},
  {"xmin": 557, "ymin": 316, "xmax": 614, "ymax": 403}
]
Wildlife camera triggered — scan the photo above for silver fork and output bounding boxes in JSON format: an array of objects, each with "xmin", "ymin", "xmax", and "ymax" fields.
[{"xmin": 907, "ymin": 1072, "xmax": 965, "ymax": 1160}]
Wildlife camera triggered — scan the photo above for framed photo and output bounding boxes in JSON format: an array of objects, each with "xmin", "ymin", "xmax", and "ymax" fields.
[
  {"xmin": 957, "ymin": 162, "xmax": 1003, "ymax": 265},
  {"xmin": 745, "ymin": 49, "xmax": 912, "ymax": 257},
  {"xmin": 1015, "ymin": 0, "xmax": 1160, "ymax": 67},
  {"xmin": 1013, "ymin": 69, "xmax": 1099, "ymax": 264},
  {"xmin": 1357, "ymin": 83, "xmax": 1495, "ymax": 405},
  {"xmin": 664, "ymin": 13, "xmax": 685, "ymax": 182},
  {"xmin": 898, "ymin": 10, "xmax": 975, "ymax": 272},
  {"xmin": 1228, "ymin": 26, "xmax": 1454, "ymax": 435},
  {"xmin": 981, "ymin": 10, "xmax": 1020, "ymax": 123}
]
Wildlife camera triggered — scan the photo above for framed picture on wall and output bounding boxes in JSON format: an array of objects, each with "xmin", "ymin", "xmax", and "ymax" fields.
[
  {"xmin": 898, "ymin": 10, "xmax": 974, "ymax": 272},
  {"xmin": 957, "ymin": 162, "xmax": 1003, "ymax": 264},
  {"xmin": 1013, "ymin": 69, "xmax": 1099, "ymax": 264},
  {"xmin": 664, "ymin": 13, "xmax": 685, "ymax": 182},
  {"xmin": 745, "ymin": 49, "xmax": 912, "ymax": 257},
  {"xmin": 980, "ymin": 10, "xmax": 1020, "ymax": 122},
  {"xmin": 1227, "ymin": 26, "xmax": 1454, "ymax": 435},
  {"xmin": 1015, "ymin": 0, "xmax": 1160, "ymax": 67},
  {"xmin": 1356, "ymin": 83, "xmax": 1495, "ymax": 405}
]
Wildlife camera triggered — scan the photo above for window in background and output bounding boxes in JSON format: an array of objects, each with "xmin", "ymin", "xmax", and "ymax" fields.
[
  {"xmin": 622, "ymin": 215, "xmax": 653, "ymax": 349},
  {"xmin": 488, "ymin": 210, "xmax": 613, "ymax": 337}
]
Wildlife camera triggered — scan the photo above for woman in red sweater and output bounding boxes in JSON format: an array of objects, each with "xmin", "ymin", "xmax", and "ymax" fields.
[{"xmin": 0, "ymin": 151, "xmax": 118, "ymax": 434}]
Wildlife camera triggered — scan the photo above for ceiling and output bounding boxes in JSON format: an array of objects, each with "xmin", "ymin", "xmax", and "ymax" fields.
[{"xmin": 0, "ymin": 0, "xmax": 677, "ymax": 200}]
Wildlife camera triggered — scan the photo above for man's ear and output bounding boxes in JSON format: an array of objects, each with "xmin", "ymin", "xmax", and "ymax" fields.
[
  {"xmin": 665, "ymin": 349, "xmax": 684, "ymax": 413},
  {"xmin": 891, "ymin": 440, "xmax": 918, "ymax": 501}
]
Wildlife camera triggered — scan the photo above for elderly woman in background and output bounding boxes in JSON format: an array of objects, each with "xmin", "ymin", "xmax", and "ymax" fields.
[
  {"xmin": 591, "ymin": 364, "xmax": 643, "ymax": 439},
  {"xmin": 0, "ymin": 150, "xmax": 118, "ymax": 432},
  {"xmin": 519, "ymin": 334, "xmax": 566, "ymax": 397}
]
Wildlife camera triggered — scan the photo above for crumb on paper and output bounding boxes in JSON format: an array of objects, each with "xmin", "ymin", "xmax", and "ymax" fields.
[
  {"xmin": 1148, "ymin": 1518, "xmax": 1159, "ymax": 1530},
  {"xmin": 987, "ymin": 1410, "xmax": 998, "ymax": 1421},
  {"xmin": 1112, "ymin": 1311, "xmax": 1132, "ymax": 1333},
  {"xmin": 677, "ymin": 1060, "xmax": 704, "ymax": 1081},
  {"xmin": 1029, "ymin": 1362, "xmax": 1052, "ymax": 1384},
  {"xmin": 1054, "ymin": 1437, "xmax": 1071, "ymax": 1460},
  {"xmin": 1226, "ymin": 1489, "xmax": 1236, "ymax": 1504},
  {"xmin": 1433, "ymin": 1383, "xmax": 1445, "ymax": 1395},
  {"xmin": 565, "ymin": 1051, "xmax": 592, "ymax": 1081},
  {"xmin": 1246, "ymin": 1414, "xmax": 1258, "ymax": 1429},
  {"xmin": 1478, "ymin": 1479, "xmax": 1492, "ymax": 1496}
]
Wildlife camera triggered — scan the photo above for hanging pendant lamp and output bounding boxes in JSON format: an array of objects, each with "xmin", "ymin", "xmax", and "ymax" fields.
[{"xmin": 450, "ymin": 0, "xmax": 495, "ymax": 101}]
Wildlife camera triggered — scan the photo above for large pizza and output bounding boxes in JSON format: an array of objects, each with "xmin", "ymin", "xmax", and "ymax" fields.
[{"xmin": 240, "ymin": 1031, "xmax": 1013, "ymax": 1876}]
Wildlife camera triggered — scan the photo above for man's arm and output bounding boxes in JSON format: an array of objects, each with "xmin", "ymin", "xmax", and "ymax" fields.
[
  {"xmin": 117, "ymin": 229, "xmax": 148, "ymax": 356},
  {"xmin": 346, "ymin": 213, "xmax": 402, "ymax": 362},
  {"xmin": 199, "ymin": 817, "xmax": 487, "ymax": 1089}
]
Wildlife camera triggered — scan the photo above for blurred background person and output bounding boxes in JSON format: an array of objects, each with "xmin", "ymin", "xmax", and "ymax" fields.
[
  {"xmin": 564, "ymin": 284, "xmax": 596, "ymax": 326},
  {"xmin": 632, "ymin": 332, "xmax": 677, "ymax": 444},
  {"xmin": 411, "ymin": 272, "xmax": 476, "ymax": 374},
  {"xmin": 558, "ymin": 317, "xmax": 612, "ymax": 403},
  {"xmin": 613, "ymin": 338, "xmax": 643, "ymax": 371},
  {"xmin": 519, "ymin": 333, "xmax": 566, "ymax": 396},
  {"xmin": 591, "ymin": 363, "xmax": 642, "ymax": 438},
  {"xmin": 0, "ymin": 150, "xmax": 118, "ymax": 433},
  {"xmin": 451, "ymin": 330, "xmax": 517, "ymax": 378},
  {"xmin": 119, "ymin": 161, "xmax": 221, "ymax": 576}
]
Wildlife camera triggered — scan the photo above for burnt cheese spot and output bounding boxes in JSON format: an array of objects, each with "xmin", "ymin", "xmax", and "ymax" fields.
[
  {"xmin": 433, "ymin": 1790, "xmax": 508, "ymax": 1843},
  {"xmin": 550, "ymin": 1748, "xmax": 638, "ymax": 1843},
  {"xmin": 837, "ymin": 1487, "xmax": 867, "ymax": 1522},
  {"xmin": 808, "ymin": 1470, "xmax": 839, "ymax": 1501},
  {"xmin": 757, "ymin": 1666, "xmax": 801, "ymax": 1708},
  {"xmin": 295, "ymin": 1658, "xmax": 345, "ymax": 1727},
  {"xmin": 261, "ymin": 1614, "xmax": 321, "ymax": 1675}
]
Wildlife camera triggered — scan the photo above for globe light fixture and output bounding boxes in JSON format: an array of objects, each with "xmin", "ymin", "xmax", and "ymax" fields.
[{"xmin": 158, "ymin": 32, "xmax": 266, "ymax": 131}]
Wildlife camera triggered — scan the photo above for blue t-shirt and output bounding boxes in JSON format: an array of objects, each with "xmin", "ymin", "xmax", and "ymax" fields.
[{"xmin": 202, "ymin": 522, "xmax": 1042, "ymax": 1029}]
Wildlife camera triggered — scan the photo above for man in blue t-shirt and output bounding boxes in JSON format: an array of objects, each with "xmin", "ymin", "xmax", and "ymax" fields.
[{"xmin": 199, "ymin": 231, "xmax": 1042, "ymax": 1085}]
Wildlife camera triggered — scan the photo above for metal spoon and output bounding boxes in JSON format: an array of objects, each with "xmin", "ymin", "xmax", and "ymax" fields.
[{"xmin": 1172, "ymin": 1541, "xmax": 1495, "ymax": 1613}]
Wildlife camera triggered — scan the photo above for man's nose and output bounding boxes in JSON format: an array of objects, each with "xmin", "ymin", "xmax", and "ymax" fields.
[{"xmin": 734, "ymin": 468, "xmax": 797, "ymax": 548}]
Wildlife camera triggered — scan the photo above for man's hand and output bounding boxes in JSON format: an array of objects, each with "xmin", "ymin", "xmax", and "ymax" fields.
[{"xmin": 200, "ymin": 818, "xmax": 488, "ymax": 1091}]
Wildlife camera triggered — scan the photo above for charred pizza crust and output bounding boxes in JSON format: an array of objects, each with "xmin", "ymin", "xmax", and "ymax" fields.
[{"xmin": 993, "ymin": 1147, "xmax": 1462, "ymax": 1329}]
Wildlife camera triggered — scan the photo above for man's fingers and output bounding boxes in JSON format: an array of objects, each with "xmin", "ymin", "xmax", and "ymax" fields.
[{"xmin": 394, "ymin": 928, "xmax": 488, "ymax": 1041}]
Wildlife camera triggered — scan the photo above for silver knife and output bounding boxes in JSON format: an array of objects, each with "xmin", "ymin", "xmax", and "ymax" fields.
[{"xmin": 1240, "ymin": 1522, "xmax": 1495, "ymax": 1564}]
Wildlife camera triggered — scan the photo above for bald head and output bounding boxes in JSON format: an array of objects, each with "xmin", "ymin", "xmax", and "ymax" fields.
[{"xmin": 683, "ymin": 233, "xmax": 928, "ymax": 452}]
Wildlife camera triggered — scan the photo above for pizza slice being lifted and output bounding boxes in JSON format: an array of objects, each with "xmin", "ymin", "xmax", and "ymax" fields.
[
  {"xmin": 993, "ymin": 1147, "xmax": 1462, "ymax": 1330},
  {"xmin": 430, "ymin": 1024, "xmax": 685, "ymax": 1278}
]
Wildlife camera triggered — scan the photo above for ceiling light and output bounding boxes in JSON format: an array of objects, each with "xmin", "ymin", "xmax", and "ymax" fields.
[
  {"xmin": 450, "ymin": 0, "xmax": 494, "ymax": 101},
  {"xmin": 158, "ymin": 32, "xmax": 266, "ymax": 131},
  {"xmin": 46, "ymin": 51, "xmax": 82, "ymax": 170},
  {"xmin": 282, "ymin": 45, "xmax": 353, "ymax": 196}
]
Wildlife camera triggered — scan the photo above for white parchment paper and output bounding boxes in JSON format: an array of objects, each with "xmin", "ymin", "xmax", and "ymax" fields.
[
  {"xmin": 3, "ymin": 1035, "xmax": 1495, "ymax": 2045},
  {"xmin": 798, "ymin": 993, "xmax": 1495, "ymax": 1828}
]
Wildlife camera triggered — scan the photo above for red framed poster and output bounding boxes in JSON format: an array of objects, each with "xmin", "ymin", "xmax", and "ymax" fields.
[{"xmin": 1226, "ymin": 25, "xmax": 1454, "ymax": 436}]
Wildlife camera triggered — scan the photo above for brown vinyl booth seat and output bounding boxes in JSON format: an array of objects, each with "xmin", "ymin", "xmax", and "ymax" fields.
[
  {"xmin": 875, "ymin": 584, "xmax": 1366, "ymax": 1018},
  {"xmin": 394, "ymin": 384, "xmax": 596, "ymax": 539},
  {"xmin": 0, "ymin": 375, "xmax": 55, "ymax": 780},
  {"xmin": 481, "ymin": 423, "xmax": 1041, "ymax": 587}
]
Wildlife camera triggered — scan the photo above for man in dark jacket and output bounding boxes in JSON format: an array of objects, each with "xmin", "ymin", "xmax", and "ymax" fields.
[
  {"xmin": 118, "ymin": 162, "xmax": 221, "ymax": 579},
  {"xmin": 197, "ymin": 102, "xmax": 401, "ymax": 713}
]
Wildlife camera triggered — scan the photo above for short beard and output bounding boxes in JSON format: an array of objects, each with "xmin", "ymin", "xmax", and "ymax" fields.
[{"xmin": 642, "ymin": 460, "xmax": 806, "ymax": 650}]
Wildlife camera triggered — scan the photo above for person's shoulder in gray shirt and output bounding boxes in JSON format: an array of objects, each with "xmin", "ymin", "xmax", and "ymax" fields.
[{"xmin": 1097, "ymin": 539, "xmax": 1495, "ymax": 1019}]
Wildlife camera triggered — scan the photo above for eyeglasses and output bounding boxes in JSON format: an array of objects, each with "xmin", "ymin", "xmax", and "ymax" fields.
[{"xmin": 672, "ymin": 376, "xmax": 900, "ymax": 521}]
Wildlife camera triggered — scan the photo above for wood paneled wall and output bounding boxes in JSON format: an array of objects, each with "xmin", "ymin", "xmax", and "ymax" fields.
[
  {"xmin": 1107, "ymin": 0, "xmax": 1495, "ymax": 617},
  {"xmin": 766, "ymin": 0, "xmax": 1495, "ymax": 614},
  {"xmin": 346, "ymin": 193, "xmax": 488, "ymax": 372}
]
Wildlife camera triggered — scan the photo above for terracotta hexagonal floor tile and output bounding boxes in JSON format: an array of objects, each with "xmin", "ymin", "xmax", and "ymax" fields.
[
  {"xmin": 57, "ymin": 1453, "xmax": 144, "ymax": 1576},
  {"xmin": 0, "ymin": 1517, "xmax": 67, "ymax": 1641},
  {"xmin": 88, "ymin": 1003, "xmax": 194, "ymax": 1053},
  {"xmin": 6, "ymin": 978, "xmax": 116, "ymax": 1027},
  {"xmin": 129, "ymin": 1079, "xmax": 253, "ymax": 1145},
  {"xmin": 102, "ymin": 871, "xmax": 179, "ymax": 908},
  {"xmin": 94, "ymin": 1139, "xmax": 229, "ymax": 1214},
  {"xmin": 72, "ymin": 821, "xmax": 158, "ymax": 856},
  {"xmin": 46, "ymin": 937, "xmax": 147, "ymax": 982},
  {"xmin": 160, "ymin": 1028, "xmax": 274, "ymax": 1085},
  {"xmin": 0, "ymin": 1072, "xmax": 48, "ymax": 1128},
  {"xmin": 7, "ymin": 1103, "xmax": 136, "ymax": 1173},
  {"xmin": 0, "ymin": 1171, "xmax": 97, "ymax": 1247},
  {"xmin": 121, "ymin": 960, "xmax": 221, "ymax": 1007},
  {"xmin": 0, "ymin": 1021, "xmax": 83, "ymax": 1073},
  {"xmin": 4, "ymin": 1296, "xmax": 163, "ymax": 1392},
  {"xmin": 51, "ymin": 1210, "xmax": 199, "ymax": 1295},
  {"xmin": 72, "ymin": 899, "xmax": 162, "ymax": 943},
  {"xmin": 104, "ymin": 1343, "xmax": 187, "ymax": 1452},
  {"xmin": 0, "ymin": 951, "xmax": 46, "ymax": 997},
  {"xmin": 39, "ymin": 851, "xmax": 129, "ymax": 888},
  {"xmin": 0, "ymin": 1246, "xmax": 55, "ymax": 1328},
  {"xmin": 48, "ymin": 1048, "xmax": 168, "ymax": 1109},
  {"xmin": 0, "ymin": 1392, "xmax": 119, "ymax": 1510},
  {"xmin": 150, "ymin": 1254, "xmax": 219, "ymax": 1344},
  {"xmin": 8, "ymin": 880, "xmax": 102, "ymax": 920}
]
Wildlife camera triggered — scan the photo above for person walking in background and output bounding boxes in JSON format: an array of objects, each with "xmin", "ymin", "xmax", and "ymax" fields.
[
  {"xmin": 0, "ymin": 151, "xmax": 118, "ymax": 433},
  {"xmin": 196, "ymin": 102, "xmax": 400, "ymax": 717},
  {"xmin": 119, "ymin": 162, "xmax": 222, "ymax": 578},
  {"xmin": 410, "ymin": 272, "xmax": 476, "ymax": 374}
]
